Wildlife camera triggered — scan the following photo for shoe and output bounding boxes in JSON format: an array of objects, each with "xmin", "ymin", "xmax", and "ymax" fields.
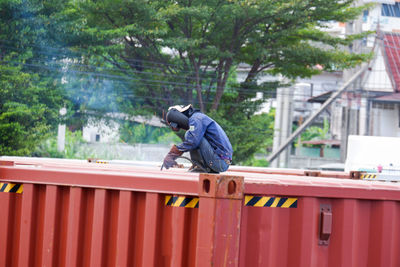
[{"xmin": 189, "ymin": 165, "xmax": 208, "ymax": 173}]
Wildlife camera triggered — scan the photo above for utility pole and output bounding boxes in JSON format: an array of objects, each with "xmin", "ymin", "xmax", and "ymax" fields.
[
  {"xmin": 267, "ymin": 65, "xmax": 369, "ymax": 164},
  {"xmin": 340, "ymin": 1, "xmax": 363, "ymax": 161},
  {"xmin": 57, "ymin": 107, "xmax": 67, "ymax": 152},
  {"xmin": 270, "ymin": 86, "xmax": 294, "ymax": 168}
]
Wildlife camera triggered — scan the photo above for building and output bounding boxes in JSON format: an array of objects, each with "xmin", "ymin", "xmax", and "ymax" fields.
[{"xmin": 271, "ymin": 0, "xmax": 400, "ymax": 168}]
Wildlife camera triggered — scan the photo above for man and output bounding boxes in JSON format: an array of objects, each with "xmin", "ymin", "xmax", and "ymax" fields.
[{"xmin": 162, "ymin": 104, "xmax": 233, "ymax": 173}]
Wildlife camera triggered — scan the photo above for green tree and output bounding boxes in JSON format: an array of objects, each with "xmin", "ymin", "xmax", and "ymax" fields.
[
  {"xmin": 301, "ymin": 118, "xmax": 331, "ymax": 143},
  {"xmin": 57, "ymin": 0, "xmax": 370, "ymax": 112},
  {"xmin": 119, "ymin": 122, "xmax": 180, "ymax": 144},
  {"xmin": 51, "ymin": 0, "xmax": 371, "ymax": 163},
  {"xmin": 33, "ymin": 129, "xmax": 92, "ymax": 159},
  {"xmin": 0, "ymin": 0, "xmax": 66, "ymax": 156}
]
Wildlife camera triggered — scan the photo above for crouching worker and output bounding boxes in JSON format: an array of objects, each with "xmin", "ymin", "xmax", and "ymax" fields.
[{"xmin": 162, "ymin": 104, "xmax": 233, "ymax": 173}]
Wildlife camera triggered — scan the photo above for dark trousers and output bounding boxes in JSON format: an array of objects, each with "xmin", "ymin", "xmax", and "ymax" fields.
[{"xmin": 190, "ymin": 137, "xmax": 229, "ymax": 173}]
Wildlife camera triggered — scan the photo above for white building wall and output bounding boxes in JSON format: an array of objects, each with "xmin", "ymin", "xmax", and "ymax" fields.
[
  {"xmin": 83, "ymin": 118, "xmax": 120, "ymax": 143},
  {"xmin": 358, "ymin": 98, "xmax": 369, "ymax": 135},
  {"xmin": 370, "ymin": 104, "xmax": 400, "ymax": 137},
  {"xmin": 331, "ymin": 102, "xmax": 344, "ymax": 139},
  {"xmin": 363, "ymin": 47, "xmax": 394, "ymax": 92},
  {"xmin": 364, "ymin": 2, "xmax": 400, "ymax": 33}
]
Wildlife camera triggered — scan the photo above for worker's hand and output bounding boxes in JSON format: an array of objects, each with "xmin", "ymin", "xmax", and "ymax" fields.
[{"xmin": 162, "ymin": 145, "xmax": 184, "ymax": 169}]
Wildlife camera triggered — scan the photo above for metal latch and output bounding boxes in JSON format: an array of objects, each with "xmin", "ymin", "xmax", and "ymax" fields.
[{"xmin": 319, "ymin": 204, "xmax": 332, "ymax": 246}]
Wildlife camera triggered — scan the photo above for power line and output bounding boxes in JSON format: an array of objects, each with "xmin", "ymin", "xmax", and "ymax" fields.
[
  {"xmin": 0, "ymin": 58, "xmax": 320, "ymax": 99},
  {"xmin": 0, "ymin": 42, "xmax": 218, "ymax": 81},
  {"xmin": 3, "ymin": 57, "xmax": 391, "ymax": 105},
  {"xmin": 0, "ymin": 44, "xmax": 285, "ymax": 95}
]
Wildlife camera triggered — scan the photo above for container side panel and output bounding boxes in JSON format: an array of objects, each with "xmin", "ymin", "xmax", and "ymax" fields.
[
  {"xmin": 17, "ymin": 183, "xmax": 37, "ymax": 267},
  {"xmin": 238, "ymin": 203, "xmax": 249, "ymax": 267},
  {"xmin": 392, "ymin": 203, "xmax": 400, "ymax": 267},
  {"xmin": 160, "ymin": 202, "xmax": 198, "ymax": 267},
  {"xmin": 170, "ymin": 206, "xmax": 187, "ymax": 267},
  {"xmin": 10, "ymin": 193, "xmax": 22, "ymax": 267},
  {"xmin": 240, "ymin": 195, "xmax": 400, "ymax": 267},
  {"xmin": 80, "ymin": 188, "xmax": 95, "ymax": 267},
  {"xmin": 213, "ymin": 199, "xmax": 242, "ymax": 267},
  {"xmin": 132, "ymin": 192, "xmax": 146, "ymax": 267},
  {"xmin": 352, "ymin": 200, "xmax": 371, "ymax": 267},
  {"xmin": 382, "ymin": 201, "xmax": 400, "ymax": 267},
  {"xmin": 287, "ymin": 197, "xmax": 319, "ymax": 267},
  {"xmin": 266, "ymin": 207, "xmax": 290, "ymax": 266},
  {"xmin": 184, "ymin": 208, "xmax": 199, "ymax": 267},
  {"xmin": 0, "ymin": 192, "xmax": 11, "ymax": 266},
  {"xmin": 161, "ymin": 205, "xmax": 173, "ymax": 266},
  {"xmin": 141, "ymin": 192, "xmax": 161, "ymax": 267},
  {"xmin": 104, "ymin": 190, "xmax": 119, "ymax": 267},
  {"xmin": 329, "ymin": 199, "xmax": 370, "ymax": 267},
  {"xmin": 240, "ymin": 205, "xmax": 292, "ymax": 266},
  {"xmin": 40, "ymin": 185, "xmax": 58, "ymax": 267},
  {"xmin": 64, "ymin": 187, "xmax": 83, "ymax": 267},
  {"xmin": 239, "ymin": 206, "xmax": 264, "ymax": 266},
  {"xmin": 0, "ymin": 193, "xmax": 9, "ymax": 265},
  {"xmin": 55, "ymin": 186, "xmax": 70, "ymax": 267},
  {"xmin": 196, "ymin": 196, "xmax": 242, "ymax": 267},
  {"xmin": 195, "ymin": 196, "xmax": 216, "ymax": 267},
  {"xmin": 33, "ymin": 185, "xmax": 46, "ymax": 267},
  {"xmin": 89, "ymin": 189, "xmax": 107, "ymax": 267},
  {"xmin": 367, "ymin": 201, "xmax": 400, "ymax": 267},
  {"xmin": 114, "ymin": 190, "xmax": 132, "ymax": 267}
]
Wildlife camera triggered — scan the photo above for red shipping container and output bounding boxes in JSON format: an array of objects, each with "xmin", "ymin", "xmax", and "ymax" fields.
[{"xmin": 0, "ymin": 158, "xmax": 399, "ymax": 267}]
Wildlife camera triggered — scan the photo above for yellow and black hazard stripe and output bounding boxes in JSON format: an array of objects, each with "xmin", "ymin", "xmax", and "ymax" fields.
[
  {"xmin": 0, "ymin": 183, "xmax": 23, "ymax": 193},
  {"xmin": 245, "ymin": 195, "xmax": 297, "ymax": 208},
  {"xmin": 95, "ymin": 160, "xmax": 109, "ymax": 164},
  {"xmin": 360, "ymin": 174, "xmax": 377, "ymax": 179},
  {"xmin": 165, "ymin": 195, "xmax": 199, "ymax": 208}
]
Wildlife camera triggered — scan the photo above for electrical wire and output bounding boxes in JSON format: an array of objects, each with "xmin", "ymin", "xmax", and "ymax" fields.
[{"xmin": 0, "ymin": 57, "xmax": 324, "ymax": 99}]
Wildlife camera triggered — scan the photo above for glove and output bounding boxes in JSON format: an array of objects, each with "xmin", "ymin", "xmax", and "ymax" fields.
[{"xmin": 163, "ymin": 145, "xmax": 184, "ymax": 169}]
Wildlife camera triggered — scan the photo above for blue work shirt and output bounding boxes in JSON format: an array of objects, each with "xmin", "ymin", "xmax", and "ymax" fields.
[{"xmin": 176, "ymin": 112, "xmax": 233, "ymax": 161}]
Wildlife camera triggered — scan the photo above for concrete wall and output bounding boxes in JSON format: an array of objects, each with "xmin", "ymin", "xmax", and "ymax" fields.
[
  {"xmin": 370, "ymin": 103, "xmax": 400, "ymax": 137},
  {"xmin": 288, "ymin": 155, "xmax": 343, "ymax": 170}
]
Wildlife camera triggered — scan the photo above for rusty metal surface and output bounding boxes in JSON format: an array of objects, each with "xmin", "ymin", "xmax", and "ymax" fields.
[
  {"xmin": 1, "ymin": 157, "xmax": 400, "ymax": 267},
  {"xmin": 0, "ymin": 163, "xmax": 199, "ymax": 196},
  {"xmin": 0, "ymin": 184, "xmax": 202, "ymax": 267},
  {"xmin": 230, "ymin": 165, "xmax": 357, "ymax": 179},
  {"xmin": 238, "ymin": 170, "xmax": 400, "ymax": 267},
  {"xmin": 239, "ymin": 197, "xmax": 400, "ymax": 267},
  {"xmin": 241, "ymin": 171, "xmax": 400, "ymax": 200}
]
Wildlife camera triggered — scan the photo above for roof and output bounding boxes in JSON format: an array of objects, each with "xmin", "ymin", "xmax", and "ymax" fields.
[
  {"xmin": 307, "ymin": 91, "xmax": 333, "ymax": 103},
  {"xmin": 373, "ymin": 92, "xmax": 400, "ymax": 103},
  {"xmin": 383, "ymin": 33, "xmax": 400, "ymax": 92},
  {"xmin": 301, "ymin": 139, "xmax": 341, "ymax": 146}
]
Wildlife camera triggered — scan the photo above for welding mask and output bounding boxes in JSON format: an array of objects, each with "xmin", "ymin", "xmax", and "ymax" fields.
[{"xmin": 166, "ymin": 105, "xmax": 191, "ymax": 131}]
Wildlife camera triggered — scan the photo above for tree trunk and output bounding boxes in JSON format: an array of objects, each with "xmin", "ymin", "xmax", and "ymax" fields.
[
  {"xmin": 190, "ymin": 57, "xmax": 205, "ymax": 112},
  {"xmin": 212, "ymin": 58, "xmax": 232, "ymax": 110},
  {"xmin": 237, "ymin": 59, "xmax": 261, "ymax": 102}
]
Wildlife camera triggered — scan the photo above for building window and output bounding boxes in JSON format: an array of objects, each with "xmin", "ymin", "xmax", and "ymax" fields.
[
  {"xmin": 382, "ymin": 3, "xmax": 400, "ymax": 17},
  {"xmin": 372, "ymin": 102, "xmax": 395, "ymax": 110},
  {"xmin": 363, "ymin": 10, "xmax": 369, "ymax": 22},
  {"xmin": 95, "ymin": 134, "xmax": 100, "ymax": 142}
]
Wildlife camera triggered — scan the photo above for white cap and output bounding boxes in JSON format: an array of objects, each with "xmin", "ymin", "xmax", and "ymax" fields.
[{"xmin": 168, "ymin": 104, "xmax": 192, "ymax": 112}]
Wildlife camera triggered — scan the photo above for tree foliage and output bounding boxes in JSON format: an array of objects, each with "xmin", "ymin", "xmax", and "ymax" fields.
[
  {"xmin": 1, "ymin": 0, "xmax": 372, "ymax": 163},
  {"xmin": 56, "ymin": 0, "xmax": 370, "ymax": 112},
  {"xmin": 49, "ymin": 0, "xmax": 371, "ymax": 163},
  {"xmin": 119, "ymin": 122, "xmax": 180, "ymax": 144},
  {"xmin": 0, "ymin": 0, "xmax": 65, "ymax": 155}
]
